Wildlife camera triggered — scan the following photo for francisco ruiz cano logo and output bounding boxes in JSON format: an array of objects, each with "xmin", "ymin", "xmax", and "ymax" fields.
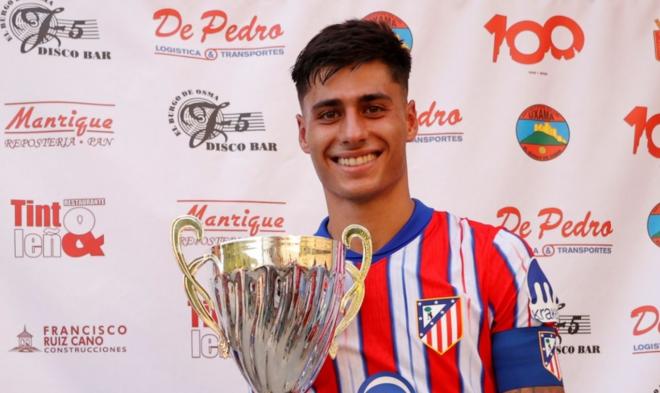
[
  {"xmin": 11, "ymin": 197, "xmax": 105, "ymax": 258},
  {"xmin": 496, "ymin": 205, "xmax": 614, "ymax": 257},
  {"xmin": 153, "ymin": 7, "xmax": 284, "ymax": 61},
  {"xmin": 3, "ymin": 100, "xmax": 116, "ymax": 149},
  {"xmin": 648, "ymin": 203, "xmax": 660, "ymax": 247},
  {"xmin": 0, "ymin": 0, "xmax": 110, "ymax": 59},
  {"xmin": 363, "ymin": 11, "xmax": 413, "ymax": 50},
  {"xmin": 9, "ymin": 324, "xmax": 128, "ymax": 354},
  {"xmin": 516, "ymin": 104, "xmax": 569, "ymax": 161},
  {"xmin": 168, "ymin": 89, "xmax": 276, "ymax": 153}
]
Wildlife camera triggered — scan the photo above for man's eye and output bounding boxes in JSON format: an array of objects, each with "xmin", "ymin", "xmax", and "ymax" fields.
[
  {"xmin": 365, "ymin": 106, "xmax": 384, "ymax": 115},
  {"xmin": 319, "ymin": 111, "xmax": 339, "ymax": 120}
]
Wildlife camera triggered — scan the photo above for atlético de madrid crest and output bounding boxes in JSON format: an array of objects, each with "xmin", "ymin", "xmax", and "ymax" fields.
[{"xmin": 416, "ymin": 296, "xmax": 463, "ymax": 355}]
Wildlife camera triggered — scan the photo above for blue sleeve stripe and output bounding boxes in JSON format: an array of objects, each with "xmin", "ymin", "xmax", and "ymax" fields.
[{"xmin": 492, "ymin": 326, "xmax": 563, "ymax": 392}]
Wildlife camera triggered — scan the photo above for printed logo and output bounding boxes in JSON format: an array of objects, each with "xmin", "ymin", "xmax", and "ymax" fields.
[
  {"xmin": 496, "ymin": 206, "xmax": 614, "ymax": 257},
  {"xmin": 9, "ymin": 324, "xmax": 128, "ymax": 354},
  {"xmin": 168, "ymin": 89, "xmax": 276, "ymax": 153},
  {"xmin": 3, "ymin": 100, "xmax": 115, "ymax": 149},
  {"xmin": 190, "ymin": 301, "xmax": 221, "ymax": 358},
  {"xmin": 1, "ymin": 0, "xmax": 111, "ymax": 59},
  {"xmin": 9, "ymin": 326, "xmax": 40, "ymax": 352},
  {"xmin": 485, "ymin": 15, "xmax": 584, "ymax": 65},
  {"xmin": 11, "ymin": 198, "xmax": 105, "ymax": 258},
  {"xmin": 538, "ymin": 331, "xmax": 562, "ymax": 380},
  {"xmin": 654, "ymin": 19, "xmax": 660, "ymax": 61},
  {"xmin": 648, "ymin": 203, "xmax": 660, "ymax": 247},
  {"xmin": 414, "ymin": 101, "xmax": 464, "ymax": 144},
  {"xmin": 177, "ymin": 199, "xmax": 287, "ymax": 248},
  {"xmin": 416, "ymin": 296, "xmax": 463, "ymax": 355},
  {"xmin": 358, "ymin": 372, "xmax": 415, "ymax": 393},
  {"xmin": 516, "ymin": 104, "xmax": 569, "ymax": 161},
  {"xmin": 624, "ymin": 106, "xmax": 659, "ymax": 159},
  {"xmin": 526, "ymin": 259, "xmax": 559, "ymax": 323},
  {"xmin": 631, "ymin": 305, "xmax": 660, "ymax": 355},
  {"xmin": 556, "ymin": 313, "xmax": 601, "ymax": 355},
  {"xmin": 153, "ymin": 8, "xmax": 284, "ymax": 61},
  {"xmin": 363, "ymin": 11, "xmax": 412, "ymax": 50}
]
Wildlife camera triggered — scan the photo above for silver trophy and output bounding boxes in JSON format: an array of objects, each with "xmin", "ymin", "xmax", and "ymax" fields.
[{"xmin": 171, "ymin": 216, "xmax": 372, "ymax": 393}]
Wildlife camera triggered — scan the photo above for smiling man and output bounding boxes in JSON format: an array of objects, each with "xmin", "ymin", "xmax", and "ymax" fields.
[{"xmin": 292, "ymin": 20, "xmax": 564, "ymax": 393}]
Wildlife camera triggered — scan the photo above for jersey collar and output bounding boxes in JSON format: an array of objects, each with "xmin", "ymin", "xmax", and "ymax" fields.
[{"xmin": 314, "ymin": 199, "xmax": 434, "ymax": 262}]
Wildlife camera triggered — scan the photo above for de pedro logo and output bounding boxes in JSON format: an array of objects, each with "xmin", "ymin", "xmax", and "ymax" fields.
[
  {"xmin": 516, "ymin": 104, "xmax": 570, "ymax": 161},
  {"xmin": 11, "ymin": 198, "xmax": 105, "ymax": 259},
  {"xmin": 0, "ymin": 0, "xmax": 111, "ymax": 59},
  {"xmin": 168, "ymin": 89, "xmax": 276, "ymax": 153},
  {"xmin": 363, "ymin": 11, "xmax": 412, "ymax": 50}
]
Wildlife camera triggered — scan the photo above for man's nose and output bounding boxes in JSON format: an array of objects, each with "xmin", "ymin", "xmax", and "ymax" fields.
[{"xmin": 339, "ymin": 109, "xmax": 368, "ymax": 145}]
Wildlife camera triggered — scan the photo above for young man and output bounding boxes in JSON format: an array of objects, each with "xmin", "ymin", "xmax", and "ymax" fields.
[{"xmin": 292, "ymin": 20, "xmax": 564, "ymax": 393}]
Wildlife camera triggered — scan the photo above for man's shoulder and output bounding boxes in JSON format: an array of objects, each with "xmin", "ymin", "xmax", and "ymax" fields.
[{"xmin": 428, "ymin": 209, "xmax": 504, "ymax": 241}]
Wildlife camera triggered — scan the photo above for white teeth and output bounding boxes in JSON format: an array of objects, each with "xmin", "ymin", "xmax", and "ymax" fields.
[{"xmin": 337, "ymin": 153, "xmax": 376, "ymax": 167}]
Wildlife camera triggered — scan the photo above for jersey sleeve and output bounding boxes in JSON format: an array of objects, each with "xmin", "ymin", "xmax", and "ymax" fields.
[{"xmin": 486, "ymin": 229, "xmax": 563, "ymax": 391}]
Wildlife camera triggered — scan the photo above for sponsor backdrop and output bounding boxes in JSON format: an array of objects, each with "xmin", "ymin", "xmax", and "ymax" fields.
[{"xmin": 1, "ymin": 1, "xmax": 658, "ymax": 392}]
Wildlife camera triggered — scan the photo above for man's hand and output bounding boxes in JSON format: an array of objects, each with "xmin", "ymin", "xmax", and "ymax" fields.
[{"xmin": 503, "ymin": 387, "xmax": 565, "ymax": 393}]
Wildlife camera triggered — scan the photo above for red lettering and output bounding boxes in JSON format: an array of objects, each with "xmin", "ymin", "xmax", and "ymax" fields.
[
  {"xmin": 496, "ymin": 206, "xmax": 530, "ymax": 238},
  {"xmin": 538, "ymin": 208, "xmax": 562, "ymax": 239},
  {"xmin": 624, "ymin": 106, "xmax": 660, "ymax": 158},
  {"xmin": 631, "ymin": 305, "xmax": 659, "ymax": 336},
  {"xmin": 154, "ymin": 8, "xmax": 188, "ymax": 39},
  {"xmin": 201, "ymin": 10, "xmax": 227, "ymax": 43},
  {"xmin": 187, "ymin": 204, "xmax": 208, "ymax": 220},
  {"xmin": 5, "ymin": 106, "xmax": 34, "ymax": 129}
]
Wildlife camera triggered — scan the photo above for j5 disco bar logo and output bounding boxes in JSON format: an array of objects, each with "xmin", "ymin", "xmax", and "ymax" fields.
[
  {"xmin": 1, "ymin": 0, "xmax": 111, "ymax": 59},
  {"xmin": 10, "ymin": 198, "xmax": 105, "ymax": 258}
]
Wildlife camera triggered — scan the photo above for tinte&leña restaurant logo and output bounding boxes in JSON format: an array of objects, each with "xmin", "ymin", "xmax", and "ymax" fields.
[
  {"xmin": 3, "ymin": 100, "xmax": 115, "ymax": 149},
  {"xmin": 176, "ymin": 199, "xmax": 287, "ymax": 248},
  {"xmin": 9, "ymin": 324, "xmax": 128, "ymax": 354},
  {"xmin": 153, "ymin": 7, "xmax": 284, "ymax": 61},
  {"xmin": 11, "ymin": 197, "xmax": 105, "ymax": 258},
  {"xmin": 0, "ymin": 0, "xmax": 110, "ymax": 59},
  {"xmin": 168, "ymin": 89, "xmax": 276, "ymax": 153},
  {"xmin": 495, "ymin": 206, "xmax": 614, "ymax": 257}
]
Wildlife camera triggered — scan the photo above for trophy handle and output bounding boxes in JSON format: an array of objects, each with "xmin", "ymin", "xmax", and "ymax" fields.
[
  {"xmin": 171, "ymin": 215, "xmax": 230, "ymax": 359},
  {"xmin": 328, "ymin": 224, "xmax": 372, "ymax": 358}
]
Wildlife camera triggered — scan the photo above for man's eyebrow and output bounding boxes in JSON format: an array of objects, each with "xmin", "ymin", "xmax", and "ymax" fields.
[
  {"xmin": 311, "ymin": 98, "xmax": 341, "ymax": 112},
  {"xmin": 311, "ymin": 93, "xmax": 393, "ymax": 112}
]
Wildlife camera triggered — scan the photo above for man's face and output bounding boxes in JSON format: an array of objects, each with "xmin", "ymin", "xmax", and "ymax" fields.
[{"xmin": 297, "ymin": 61, "xmax": 418, "ymax": 203}]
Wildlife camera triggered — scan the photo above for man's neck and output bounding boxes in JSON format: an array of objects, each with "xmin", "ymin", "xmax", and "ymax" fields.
[{"xmin": 324, "ymin": 190, "xmax": 415, "ymax": 253}]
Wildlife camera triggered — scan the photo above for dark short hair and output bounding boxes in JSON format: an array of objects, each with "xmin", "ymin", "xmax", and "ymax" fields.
[{"xmin": 291, "ymin": 19, "xmax": 411, "ymax": 101}]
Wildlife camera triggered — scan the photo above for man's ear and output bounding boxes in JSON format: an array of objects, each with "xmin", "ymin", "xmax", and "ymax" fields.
[
  {"xmin": 406, "ymin": 100, "xmax": 419, "ymax": 142},
  {"xmin": 297, "ymin": 114, "xmax": 311, "ymax": 153}
]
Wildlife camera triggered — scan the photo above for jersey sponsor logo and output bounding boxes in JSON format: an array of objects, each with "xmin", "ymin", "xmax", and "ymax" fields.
[
  {"xmin": 526, "ymin": 259, "xmax": 559, "ymax": 323},
  {"xmin": 357, "ymin": 372, "xmax": 414, "ymax": 393},
  {"xmin": 363, "ymin": 11, "xmax": 412, "ymax": 50},
  {"xmin": 648, "ymin": 203, "xmax": 660, "ymax": 247},
  {"xmin": 538, "ymin": 331, "xmax": 562, "ymax": 380},
  {"xmin": 516, "ymin": 104, "xmax": 569, "ymax": 161},
  {"xmin": 416, "ymin": 296, "xmax": 463, "ymax": 355}
]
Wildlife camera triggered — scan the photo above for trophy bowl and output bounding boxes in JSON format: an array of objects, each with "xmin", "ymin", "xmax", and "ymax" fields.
[{"xmin": 171, "ymin": 216, "xmax": 372, "ymax": 393}]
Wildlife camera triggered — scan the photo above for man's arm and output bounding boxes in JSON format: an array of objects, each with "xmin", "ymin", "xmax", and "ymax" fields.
[{"xmin": 503, "ymin": 388, "xmax": 565, "ymax": 393}]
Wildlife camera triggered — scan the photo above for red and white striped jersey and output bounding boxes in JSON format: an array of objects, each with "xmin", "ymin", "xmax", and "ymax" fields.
[{"xmin": 309, "ymin": 199, "xmax": 560, "ymax": 393}]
